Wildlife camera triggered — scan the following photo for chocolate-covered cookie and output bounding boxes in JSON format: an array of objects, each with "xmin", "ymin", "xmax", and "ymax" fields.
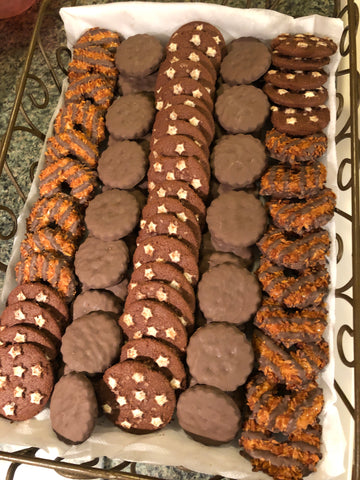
[
  {"xmin": 186, "ymin": 322, "xmax": 254, "ymax": 391},
  {"xmin": 97, "ymin": 140, "xmax": 147, "ymax": 189},
  {"xmin": 271, "ymin": 33, "xmax": 337, "ymax": 58},
  {"xmin": 129, "ymin": 262, "xmax": 195, "ymax": 312},
  {"xmin": 115, "ymin": 34, "xmax": 164, "ymax": 77},
  {"xmin": 260, "ymin": 162, "xmax": 327, "ymax": 199},
  {"xmin": 215, "ymin": 85, "xmax": 269, "ymax": 133},
  {"xmin": 270, "ymin": 105, "xmax": 330, "ymax": 136},
  {"xmin": 50, "ymin": 373, "xmax": 98, "ymax": 444},
  {"xmin": 220, "ymin": 38, "xmax": 271, "ymax": 85},
  {"xmin": 61, "ymin": 311, "xmax": 122, "ymax": 374},
  {"xmin": 103, "ymin": 359, "xmax": 175, "ymax": 432},
  {"xmin": 177, "ymin": 385, "xmax": 241, "ymax": 445},
  {"xmin": 119, "ymin": 299, "xmax": 188, "ymax": 352},
  {"xmin": 72, "ymin": 290, "xmax": 122, "ymax": 319},
  {"xmin": 207, "ymin": 191, "xmax": 267, "ymax": 248},
  {"xmin": 0, "ymin": 343, "xmax": 54, "ymax": 421},
  {"xmin": 85, "ymin": 189, "xmax": 139, "ymax": 241},
  {"xmin": 265, "ymin": 128, "xmax": 327, "ymax": 165},
  {"xmin": 264, "ymin": 69, "xmax": 328, "ymax": 91},
  {"xmin": 120, "ymin": 337, "xmax": 186, "ymax": 390},
  {"xmin": 133, "ymin": 235, "xmax": 199, "ymax": 285},
  {"xmin": 211, "ymin": 134, "xmax": 266, "ymax": 188},
  {"xmin": 7, "ymin": 283, "xmax": 69, "ymax": 323},
  {"xmin": 74, "ymin": 237, "xmax": 129, "ymax": 289},
  {"xmin": 198, "ymin": 263, "xmax": 261, "ymax": 325},
  {"xmin": 106, "ymin": 93, "xmax": 155, "ymax": 140},
  {"xmin": 118, "ymin": 71, "xmax": 157, "ymax": 95}
]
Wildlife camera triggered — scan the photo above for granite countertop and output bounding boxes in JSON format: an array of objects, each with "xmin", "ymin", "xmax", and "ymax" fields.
[{"xmin": 0, "ymin": 0, "xmax": 340, "ymax": 478}]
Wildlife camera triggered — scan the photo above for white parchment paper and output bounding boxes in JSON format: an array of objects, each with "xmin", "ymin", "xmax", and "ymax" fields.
[{"xmin": 0, "ymin": 3, "xmax": 346, "ymax": 479}]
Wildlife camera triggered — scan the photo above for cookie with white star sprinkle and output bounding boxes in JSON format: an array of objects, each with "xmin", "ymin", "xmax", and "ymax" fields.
[
  {"xmin": 264, "ymin": 69, "xmax": 328, "ymax": 91},
  {"xmin": 263, "ymin": 84, "xmax": 328, "ymax": 108},
  {"xmin": 0, "ymin": 343, "xmax": 54, "ymax": 421},
  {"xmin": 103, "ymin": 359, "xmax": 176, "ymax": 433},
  {"xmin": 271, "ymin": 33, "xmax": 337, "ymax": 59},
  {"xmin": 133, "ymin": 235, "xmax": 199, "ymax": 285},
  {"xmin": 270, "ymin": 105, "xmax": 330, "ymax": 136},
  {"xmin": 155, "ymin": 78, "xmax": 214, "ymax": 113},
  {"xmin": 129, "ymin": 261, "xmax": 196, "ymax": 312},
  {"xmin": 172, "ymin": 21, "xmax": 226, "ymax": 58},
  {"xmin": 119, "ymin": 299, "xmax": 188, "ymax": 352},
  {"xmin": 120, "ymin": 337, "xmax": 187, "ymax": 390}
]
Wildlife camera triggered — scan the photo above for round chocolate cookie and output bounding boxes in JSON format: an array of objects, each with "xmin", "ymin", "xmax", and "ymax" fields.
[
  {"xmin": 7, "ymin": 283, "xmax": 69, "ymax": 323},
  {"xmin": 147, "ymin": 180, "xmax": 206, "ymax": 227},
  {"xmin": 97, "ymin": 140, "xmax": 147, "ymax": 189},
  {"xmin": 220, "ymin": 38, "xmax": 271, "ymax": 85},
  {"xmin": 155, "ymin": 58, "xmax": 216, "ymax": 96},
  {"xmin": 155, "ymin": 78, "xmax": 214, "ymax": 113},
  {"xmin": 148, "ymin": 154, "xmax": 210, "ymax": 200},
  {"xmin": 209, "ymin": 233, "xmax": 253, "ymax": 263},
  {"xmin": 264, "ymin": 69, "xmax": 328, "ymax": 91},
  {"xmin": 177, "ymin": 385, "xmax": 241, "ymax": 445},
  {"xmin": 151, "ymin": 135, "xmax": 210, "ymax": 174},
  {"xmin": 61, "ymin": 311, "xmax": 122, "ymax": 374},
  {"xmin": 105, "ymin": 278, "xmax": 129, "ymax": 302},
  {"xmin": 268, "ymin": 188, "xmax": 336, "ymax": 236},
  {"xmin": 207, "ymin": 191, "xmax": 267, "ymax": 248},
  {"xmin": 138, "ymin": 213, "xmax": 200, "ymax": 255},
  {"xmin": 260, "ymin": 162, "xmax": 327, "ymax": 199},
  {"xmin": 64, "ymin": 73, "xmax": 115, "ymax": 110},
  {"xmin": 1, "ymin": 300, "xmax": 64, "ymax": 342},
  {"xmin": 103, "ymin": 359, "xmax": 175, "ymax": 432},
  {"xmin": 151, "ymin": 119, "xmax": 210, "ymax": 157},
  {"xmin": 167, "ymin": 30, "xmax": 222, "ymax": 71},
  {"xmin": 0, "ymin": 343, "xmax": 54, "ymax": 421},
  {"xmin": 50, "ymin": 372, "xmax": 98, "ymax": 444},
  {"xmin": 198, "ymin": 263, "xmax": 261, "ymax": 325},
  {"xmin": 0, "ymin": 324, "xmax": 58, "ymax": 360},
  {"xmin": 106, "ymin": 93, "xmax": 155, "ymax": 140},
  {"xmin": 271, "ymin": 33, "xmax": 337, "ymax": 58},
  {"xmin": 264, "ymin": 84, "xmax": 328, "ymax": 108},
  {"xmin": 119, "ymin": 299, "xmax": 188, "ymax": 352},
  {"xmin": 72, "ymin": 290, "xmax": 122, "ymax": 319},
  {"xmin": 133, "ymin": 235, "xmax": 199, "ymax": 285},
  {"xmin": 173, "ymin": 21, "xmax": 226, "ymax": 57},
  {"xmin": 271, "ymin": 105, "xmax": 330, "ymax": 136},
  {"xmin": 186, "ymin": 322, "xmax": 254, "ymax": 391},
  {"xmin": 211, "ymin": 134, "xmax": 266, "ymax": 188},
  {"xmin": 129, "ymin": 261, "xmax": 195, "ymax": 313},
  {"xmin": 165, "ymin": 47, "xmax": 217, "ymax": 83},
  {"xmin": 215, "ymin": 85, "xmax": 269, "ymax": 133},
  {"xmin": 141, "ymin": 196, "xmax": 201, "ymax": 245},
  {"xmin": 75, "ymin": 237, "xmax": 129, "ymax": 289},
  {"xmin": 115, "ymin": 34, "xmax": 164, "ymax": 77},
  {"xmin": 271, "ymin": 52, "xmax": 330, "ymax": 71},
  {"xmin": 156, "ymin": 93, "xmax": 212, "ymax": 118},
  {"xmin": 126, "ymin": 280, "xmax": 195, "ymax": 329},
  {"xmin": 120, "ymin": 337, "xmax": 187, "ymax": 390},
  {"xmin": 85, "ymin": 189, "xmax": 139, "ymax": 241},
  {"xmin": 265, "ymin": 128, "xmax": 328, "ymax": 165},
  {"xmin": 155, "ymin": 103, "xmax": 215, "ymax": 145}
]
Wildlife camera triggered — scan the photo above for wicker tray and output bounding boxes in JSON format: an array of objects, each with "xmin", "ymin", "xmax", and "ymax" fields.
[{"xmin": 0, "ymin": 0, "xmax": 358, "ymax": 479}]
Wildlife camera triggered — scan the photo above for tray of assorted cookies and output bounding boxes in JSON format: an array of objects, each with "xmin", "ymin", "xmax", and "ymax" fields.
[{"xmin": 0, "ymin": 2, "xmax": 357, "ymax": 480}]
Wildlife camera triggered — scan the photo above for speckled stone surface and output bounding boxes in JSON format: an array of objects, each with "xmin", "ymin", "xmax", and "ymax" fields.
[{"xmin": 0, "ymin": 0, "xmax": 335, "ymax": 472}]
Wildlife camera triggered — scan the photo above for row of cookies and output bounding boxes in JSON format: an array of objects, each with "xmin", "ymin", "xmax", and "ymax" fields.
[
  {"xmin": 240, "ymin": 33, "xmax": 338, "ymax": 480},
  {"xmin": 175, "ymin": 35, "xmax": 275, "ymax": 444},
  {"xmin": 102, "ymin": 21, "xmax": 229, "ymax": 434}
]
